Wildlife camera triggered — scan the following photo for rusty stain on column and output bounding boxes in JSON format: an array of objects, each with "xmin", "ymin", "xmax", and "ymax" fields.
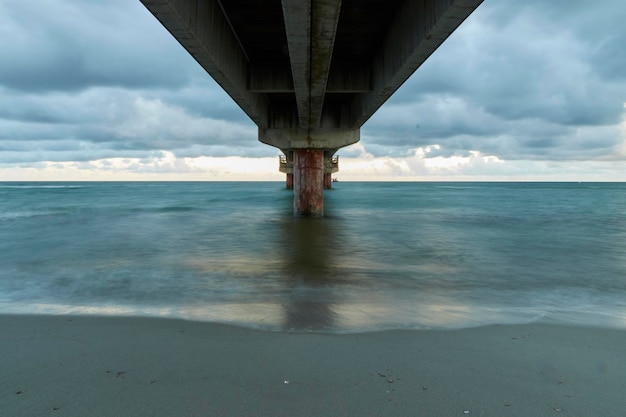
[
  {"xmin": 293, "ymin": 149, "xmax": 324, "ymax": 216},
  {"xmin": 324, "ymin": 173, "xmax": 332, "ymax": 189}
]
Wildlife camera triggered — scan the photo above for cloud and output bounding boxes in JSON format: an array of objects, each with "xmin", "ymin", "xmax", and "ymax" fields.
[
  {"xmin": 0, "ymin": 152, "xmax": 283, "ymax": 181},
  {"xmin": 363, "ymin": 0, "xmax": 626, "ymax": 164},
  {"xmin": 1, "ymin": 0, "xmax": 626, "ymax": 180},
  {"xmin": 0, "ymin": 0, "xmax": 198, "ymax": 92},
  {"xmin": 0, "ymin": 0, "xmax": 266, "ymax": 168},
  {"xmin": 0, "ymin": 87, "xmax": 270, "ymax": 164},
  {"xmin": 338, "ymin": 144, "xmax": 626, "ymax": 182}
]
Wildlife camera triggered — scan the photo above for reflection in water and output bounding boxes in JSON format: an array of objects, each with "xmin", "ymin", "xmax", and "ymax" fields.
[
  {"xmin": 278, "ymin": 217, "xmax": 341, "ymax": 331},
  {"xmin": 5, "ymin": 182, "xmax": 626, "ymax": 332}
]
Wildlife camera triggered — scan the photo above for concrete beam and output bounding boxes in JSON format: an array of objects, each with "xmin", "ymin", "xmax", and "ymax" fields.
[
  {"xmin": 326, "ymin": 65, "xmax": 371, "ymax": 93},
  {"xmin": 248, "ymin": 65, "xmax": 293, "ymax": 93},
  {"xmin": 281, "ymin": 0, "xmax": 311, "ymax": 128},
  {"xmin": 140, "ymin": 0, "xmax": 268, "ymax": 127},
  {"xmin": 309, "ymin": 0, "xmax": 342, "ymax": 128},
  {"xmin": 282, "ymin": 0, "xmax": 342, "ymax": 129},
  {"xmin": 351, "ymin": 0, "xmax": 483, "ymax": 127},
  {"xmin": 259, "ymin": 127, "xmax": 359, "ymax": 150},
  {"xmin": 248, "ymin": 64, "xmax": 370, "ymax": 93}
]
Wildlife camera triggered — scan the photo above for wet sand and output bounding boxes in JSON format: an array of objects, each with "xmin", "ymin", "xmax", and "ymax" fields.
[{"xmin": 2, "ymin": 314, "xmax": 625, "ymax": 416}]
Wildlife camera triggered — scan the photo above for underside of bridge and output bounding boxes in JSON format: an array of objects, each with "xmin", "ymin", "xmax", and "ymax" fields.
[{"xmin": 140, "ymin": 0, "xmax": 482, "ymax": 215}]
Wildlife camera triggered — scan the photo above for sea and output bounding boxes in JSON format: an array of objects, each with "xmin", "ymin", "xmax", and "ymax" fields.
[{"xmin": 1, "ymin": 181, "xmax": 625, "ymax": 332}]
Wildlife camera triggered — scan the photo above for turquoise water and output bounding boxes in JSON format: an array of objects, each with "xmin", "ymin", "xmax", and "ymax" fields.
[{"xmin": 1, "ymin": 182, "xmax": 625, "ymax": 332}]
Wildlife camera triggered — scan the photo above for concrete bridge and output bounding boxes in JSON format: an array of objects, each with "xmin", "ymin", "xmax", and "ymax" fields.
[{"xmin": 140, "ymin": 0, "xmax": 483, "ymax": 215}]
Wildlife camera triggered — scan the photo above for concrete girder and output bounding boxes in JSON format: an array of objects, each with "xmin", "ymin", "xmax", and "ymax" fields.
[
  {"xmin": 309, "ymin": 0, "xmax": 342, "ymax": 128},
  {"xmin": 351, "ymin": 0, "xmax": 483, "ymax": 127},
  {"xmin": 326, "ymin": 65, "xmax": 371, "ymax": 93},
  {"xmin": 140, "ymin": 0, "xmax": 268, "ymax": 127},
  {"xmin": 281, "ymin": 0, "xmax": 342, "ymax": 129},
  {"xmin": 248, "ymin": 64, "xmax": 371, "ymax": 94},
  {"xmin": 259, "ymin": 127, "xmax": 359, "ymax": 150},
  {"xmin": 281, "ymin": 0, "xmax": 311, "ymax": 129},
  {"xmin": 248, "ymin": 65, "xmax": 294, "ymax": 94},
  {"xmin": 140, "ymin": 0, "xmax": 484, "ymax": 216}
]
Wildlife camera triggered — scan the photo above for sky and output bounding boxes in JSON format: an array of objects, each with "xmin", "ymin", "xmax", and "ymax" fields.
[{"xmin": 1, "ymin": 0, "xmax": 625, "ymax": 181}]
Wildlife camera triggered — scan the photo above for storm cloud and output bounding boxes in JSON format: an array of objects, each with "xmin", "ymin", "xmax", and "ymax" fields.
[
  {"xmin": 1, "ymin": 0, "xmax": 625, "ymax": 179},
  {"xmin": 365, "ymin": 0, "xmax": 626, "ymax": 164}
]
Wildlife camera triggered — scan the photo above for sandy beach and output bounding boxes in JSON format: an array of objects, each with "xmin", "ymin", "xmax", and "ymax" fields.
[{"xmin": 2, "ymin": 314, "xmax": 625, "ymax": 417}]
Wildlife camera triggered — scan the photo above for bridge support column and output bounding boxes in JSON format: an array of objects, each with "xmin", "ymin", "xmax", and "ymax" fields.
[
  {"xmin": 293, "ymin": 149, "xmax": 324, "ymax": 216},
  {"xmin": 324, "ymin": 173, "xmax": 332, "ymax": 189},
  {"xmin": 286, "ymin": 173, "xmax": 294, "ymax": 189}
]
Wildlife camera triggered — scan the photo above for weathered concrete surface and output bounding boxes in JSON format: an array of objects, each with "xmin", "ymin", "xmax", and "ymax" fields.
[
  {"xmin": 281, "ymin": 0, "xmax": 312, "ymax": 129},
  {"xmin": 140, "ymin": 0, "xmax": 483, "ymax": 215},
  {"xmin": 259, "ymin": 127, "xmax": 359, "ymax": 150},
  {"xmin": 140, "ymin": 0, "xmax": 482, "ymax": 131},
  {"xmin": 324, "ymin": 173, "xmax": 332, "ymax": 189},
  {"xmin": 351, "ymin": 0, "xmax": 484, "ymax": 127},
  {"xmin": 140, "ymin": 0, "xmax": 268, "ymax": 127},
  {"xmin": 293, "ymin": 149, "xmax": 325, "ymax": 216},
  {"xmin": 308, "ymin": 0, "xmax": 342, "ymax": 129}
]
